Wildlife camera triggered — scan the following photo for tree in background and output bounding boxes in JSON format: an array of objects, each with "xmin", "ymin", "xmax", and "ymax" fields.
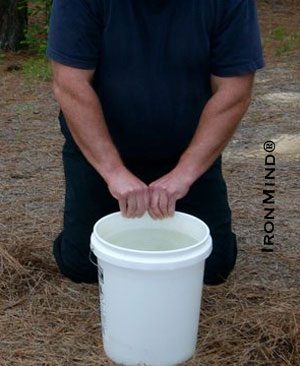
[
  {"xmin": 23, "ymin": 0, "xmax": 52, "ymax": 54},
  {"xmin": 0, "ymin": 0, "xmax": 52, "ymax": 53},
  {"xmin": 0, "ymin": 0, "xmax": 28, "ymax": 51}
]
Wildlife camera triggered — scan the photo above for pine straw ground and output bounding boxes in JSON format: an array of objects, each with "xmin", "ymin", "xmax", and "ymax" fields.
[{"xmin": 0, "ymin": 2, "xmax": 299, "ymax": 366}]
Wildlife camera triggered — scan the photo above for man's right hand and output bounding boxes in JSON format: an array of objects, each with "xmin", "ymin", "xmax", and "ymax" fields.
[{"xmin": 106, "ymin": 165, "xmax": 150, "ymax": 218}]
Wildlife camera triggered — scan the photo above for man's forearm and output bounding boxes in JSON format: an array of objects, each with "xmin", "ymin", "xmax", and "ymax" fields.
[
  {"xmin": 175, "ymin": 88, "xmax": 252, "ymax": 184},
  {"xmin": 53, "ymin": 80, "xmax": 123, "ymax": 182}
]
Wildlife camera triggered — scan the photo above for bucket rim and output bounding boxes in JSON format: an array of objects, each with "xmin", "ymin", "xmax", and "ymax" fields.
[{"xmin": 92, "ymin": 211, "xmax": 210, "ymax": 255}]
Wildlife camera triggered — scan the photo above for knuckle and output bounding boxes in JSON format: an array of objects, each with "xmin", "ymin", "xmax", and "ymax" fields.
[
  {"xmin": 161, "ymin": 185, "xmax": 167, "ymax": 192},
  {"xmin": 167, "ymin": 188, "xmax": 176, "ymax": 196},
  {"xmin": 127, "ymin": 188, "xmax": 134, "ymax": 195},
  {"xmin": 119, "ymin": 191, "xmax": 127, "ymax": 199}
]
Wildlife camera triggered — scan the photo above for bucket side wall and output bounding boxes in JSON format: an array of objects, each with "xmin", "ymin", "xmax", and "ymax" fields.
[{"xmin": 99, "ymin": 260, "xmax": 205, "ymax": 366}]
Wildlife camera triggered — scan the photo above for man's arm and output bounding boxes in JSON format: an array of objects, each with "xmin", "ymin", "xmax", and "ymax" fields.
[
  {"xmin": 51, "ymin": 61, "xmax": 149, "ymax": 217},
  {"xmin": 148, "ymin": 73, "xmax": 254, "ymax": 219}
]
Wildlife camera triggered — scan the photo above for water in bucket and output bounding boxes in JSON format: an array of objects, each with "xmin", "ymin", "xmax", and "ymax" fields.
[{"xmin": 106, "ymin": 228, "xmax": 198, "ymax": 251}]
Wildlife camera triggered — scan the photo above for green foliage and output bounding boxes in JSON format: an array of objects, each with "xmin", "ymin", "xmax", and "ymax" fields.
[
  {"xmin": 276, "ymin": 42, "xmax": 292, "ymax": 56},
  {"xmin": 16, "ymin": 0, "xmax": 52, "ymax": 81},
  {"xmin": 21, "ymin": 56, "xmax": 52, "ymax": 81},
  {"xmin": 19, "ymin": 0, "xmax": 52, "ymax": 56},
  {"xmin": 272, "ymin": 27, "xmax": 300, "ymax": 56},
  {"xmin": 276, "ymin": 31, "xmax": 300, "ymax": 56},
  {"xmin": 23, "ymin": 23, "xmax": 49, "ymax": 55},
  {"xmin": 273, "ymin": 26, "xmax": 285, "ymax": 41}
]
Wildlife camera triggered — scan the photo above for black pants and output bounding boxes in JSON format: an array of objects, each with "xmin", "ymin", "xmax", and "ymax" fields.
[{"xmin": 53, "ymin": 119, "xmax": 237, "ymax": 285}]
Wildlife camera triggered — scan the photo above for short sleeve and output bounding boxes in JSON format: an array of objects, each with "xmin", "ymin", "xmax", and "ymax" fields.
[
  {"xmin": 46, "ymin": 0, "xmax": 104, "ymax": 69},
  {"xmin": 211, "ymin": 0, "xmax": 265, "ymax": 77}
]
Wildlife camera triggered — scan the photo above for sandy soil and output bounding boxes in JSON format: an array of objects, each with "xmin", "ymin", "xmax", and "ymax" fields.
[{"xmin": 0, "ymin": 2, "xmax": 299, "ymax": 365}]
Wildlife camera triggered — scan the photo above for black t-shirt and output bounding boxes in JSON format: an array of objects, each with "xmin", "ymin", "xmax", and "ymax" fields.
[{"xmin": 46, "ymin": 0, "xmax": 265, "ymax": 161}]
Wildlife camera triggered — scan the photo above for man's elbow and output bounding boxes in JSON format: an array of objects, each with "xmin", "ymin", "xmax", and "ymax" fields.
[
  {"xmin": 234, "ymin": 87, "xmax": 253, "ymax": 112},
  {"xmin": 52, "ymin": 80, "xmax": 62, "ymax": 102},
  {"xmin": 223, "ymin": 91, "xmax": 252, "ymax": 115},
  {"xmin": 242, "ymin": 94, "xmax": 252, "ymax": 110},
  {"xmin": 50, "ymin": 61, "xmax": 95, "ymax": 102},
  {"xmin": 52, "ymin": 78, "xmax": 81, "ymax": 103}
]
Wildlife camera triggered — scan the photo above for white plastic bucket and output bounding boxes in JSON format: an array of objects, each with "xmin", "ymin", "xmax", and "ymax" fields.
[{"xmin": 90, "ymin": 211, "xmax": 212, "ymax": 366}]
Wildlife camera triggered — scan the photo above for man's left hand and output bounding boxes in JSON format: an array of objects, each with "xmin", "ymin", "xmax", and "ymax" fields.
[{"xmin": 148, "ymin": 169, "xmax": 192, "ymax": 219}]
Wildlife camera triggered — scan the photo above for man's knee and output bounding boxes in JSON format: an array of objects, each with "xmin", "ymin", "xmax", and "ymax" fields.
[
  {"xmin": 204, "ymin": 229, "xmax": 237, "ymax": 286},
  {"xmin": 53, "ymin": 232, "xmax": 98, "ymax": 284}
]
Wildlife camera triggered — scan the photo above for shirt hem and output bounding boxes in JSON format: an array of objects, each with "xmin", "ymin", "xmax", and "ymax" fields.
[
  {"xmin": 46, "ymin": 47, "xmax": 98, "ymax": 70},
  {"xmin": 211, "ymin": 58, "xmax": 266, "ymax": 77}
]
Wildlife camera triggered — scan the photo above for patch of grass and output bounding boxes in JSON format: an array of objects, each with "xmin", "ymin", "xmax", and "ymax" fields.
[
  {"xmin": 15, "ymin": 103, "xmax": 34, "ymax": 116},
  {"xmin": 21, "ymin": 56, "xmax": 52, "ymax": 82},
  {"xmin": 273, "ymin": 26, "xmax": 285, "ymax": 41},
  {"xmin": 16, "ymin": 129, "xmax": 23, "ymax": 144},
  {"xmin": 276, "ymin": 42, "xmax": 293, "ymax": 56},
  {"xmin": 272, "ymin": 27, "xmax": 300, "ymax": 56}
]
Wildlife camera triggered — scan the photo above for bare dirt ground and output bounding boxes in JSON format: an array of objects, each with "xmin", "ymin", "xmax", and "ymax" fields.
[{"xmin": 0, "ymin": 2, "xmax": 299, "ymax": 365}]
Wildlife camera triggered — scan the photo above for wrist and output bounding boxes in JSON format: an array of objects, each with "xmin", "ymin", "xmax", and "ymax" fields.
[
  {"xmin": 96, "ymin": 156, "xmax": 126, "ymax": 184},
  {"xmin": 175, "ymin": 153, "xmax": 205, "ymax": 186}
]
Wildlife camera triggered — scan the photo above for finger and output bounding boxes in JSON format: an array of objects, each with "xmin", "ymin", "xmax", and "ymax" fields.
[
  {"xmin": 167, "ymin": 196, "xmax": 176, "ymax": 217},
  {"xmin": 158, "ymin": 191, "xmax": 169, "ymax": 218},
  {"xmin": 119, "ymin": 198, "xmax": 127, "ymax": 217},
  {"xmin": 135, "ymin": 190, "xmax": 146, "ymax": 217},
  {"xmin": 126, "ymin": 194, "xmax": 137, "ymax": 218},
  {"xmin": 150, "ymin": 189, "xmax": 163, "ymax": 219},
  {"xmin": 144, "ymin": 189, "xmax": 150, "ymax": 211},
  {"xmin": 147, "ymin": 209, "xmax": 156, "ymax": 220}
]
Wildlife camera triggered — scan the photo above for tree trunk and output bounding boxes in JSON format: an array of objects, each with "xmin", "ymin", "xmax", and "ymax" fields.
[{"xmin": 0, "ymin": 0, "xmax": 27, "ymax": 51}]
